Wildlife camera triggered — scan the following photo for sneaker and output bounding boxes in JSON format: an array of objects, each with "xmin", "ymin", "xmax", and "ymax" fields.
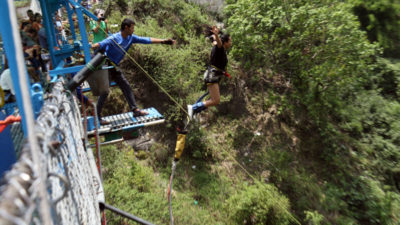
[
  {"xmin": 99, "ymin": 119, "xmax": 110, "ymax": 126},
  {"xmin": 132, "ymin": 109, "xmax": 149, "ymax": 117},
  {"xmin": 187, "ymin": 104, "xmax": 193, "ymax": 120}
]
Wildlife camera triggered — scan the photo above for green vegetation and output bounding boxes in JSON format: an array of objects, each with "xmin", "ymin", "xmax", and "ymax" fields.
[
  {"xmin": 349, "ymin": 0, "xmax": 400, "ymax": 57},
  {"xmin": 226, "ymin": 183, "xmax": 293, "ymax": 225},
  {"xmin": 101, "ymin": 144, "xmax": 226, "ymax": 224},
  {"xmin": 98, "ymin": 0, "xmax": 400, "ymax": 224},
  {"xmin": 14, "ymin": 0, "xmax": 30, "ymax": 8}
]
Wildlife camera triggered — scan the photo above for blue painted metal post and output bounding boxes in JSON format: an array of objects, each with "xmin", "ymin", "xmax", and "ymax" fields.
[
  {"xmin": 0, "ymin": 3, "xmax": 57, "ymax": 224},
  {"xmin": 38, "ymin": 0, "xmax": 98, "ymax": 78},
  {"xmin": 75, "ymin": 6, "xmax": 92, "ymax": 63},
  {"xmin": 39, "ymin": 0, "xmax": 58, "ymax": 65},
  {"xmin": 65, "ymin": 3, "xmax": 77, "ymax": 41},
  {"xmin": 0, "ymin": 42, "xmax": 4, "ymax": 73},
  {"xmin": 0, "ymin": 1, "xmax": 33, "ymax": 136},
  {"xmin": 0, "ymin": 110, "xmax": 17, "ymax": 178}
]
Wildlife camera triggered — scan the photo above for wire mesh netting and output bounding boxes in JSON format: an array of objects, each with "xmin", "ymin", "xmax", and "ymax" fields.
[{"xmin": 0, "ymin": 80, "xmax": 102, "ymax": 225}]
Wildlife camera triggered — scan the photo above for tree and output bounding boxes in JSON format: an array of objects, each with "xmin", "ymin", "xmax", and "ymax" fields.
[
  {"xmin": 225, "ymin": 0, "xmax": 378, "ymax": 127},
  {"xmin": 349, "ymin": 0, "xmax": 400, "ymax": 58}
]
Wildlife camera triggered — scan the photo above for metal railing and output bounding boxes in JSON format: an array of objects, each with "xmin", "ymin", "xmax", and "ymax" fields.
[{"xmin": 0, "ymin": 80, "xmax": 102, "ymax": 225}]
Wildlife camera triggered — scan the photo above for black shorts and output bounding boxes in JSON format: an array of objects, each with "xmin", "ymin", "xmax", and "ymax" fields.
[{"xmin": 203, "ymin": 67, "xmax": 223, "ymax": 84}]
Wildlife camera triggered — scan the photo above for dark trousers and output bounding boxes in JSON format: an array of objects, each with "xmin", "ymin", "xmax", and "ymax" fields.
[
  {"xmin": 76, "ymin": 86, "xmax": 89, "ymax": 105},
  {"xmin": 97, "ymin": 65, "xmax": 138, "ymax": 119}
]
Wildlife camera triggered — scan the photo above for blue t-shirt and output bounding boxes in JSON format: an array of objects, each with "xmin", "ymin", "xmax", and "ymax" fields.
[
  {"xmin": 98, "ymin": 32, "xmax": 151, "ymax": 65},
  {"xmin": 38, "ymin": 28, "xmax": 48, "ymax": 50}
]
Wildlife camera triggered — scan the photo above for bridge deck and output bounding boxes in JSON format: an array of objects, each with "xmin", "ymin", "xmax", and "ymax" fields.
[{"xmin": 87, "ymin": 107, "xmax": 164, "ymax": 136}]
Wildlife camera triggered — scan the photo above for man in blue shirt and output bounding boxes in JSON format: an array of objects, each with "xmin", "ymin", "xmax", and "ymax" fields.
[{"xmin": 92, "ymin": 18, "xmax": 175, "ymax": 125}]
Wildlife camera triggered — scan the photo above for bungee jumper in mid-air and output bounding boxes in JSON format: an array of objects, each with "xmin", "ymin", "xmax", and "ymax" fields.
[
  {"xmin": 91, "ymin": 18, "xmax": 175, "ymax": 125},
  {"xmin": 187, "ymin": 25, "xmax": 232, "ymax": 120}
]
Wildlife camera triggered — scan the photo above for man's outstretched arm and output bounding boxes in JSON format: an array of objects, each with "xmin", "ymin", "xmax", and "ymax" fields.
[
  {"xmin": 150, "ymin": 38, "xmax": 176, "ymax": 45},
  {"xmin": 92, "ymin": 43, "xmax": 100, "ymax": 49}
]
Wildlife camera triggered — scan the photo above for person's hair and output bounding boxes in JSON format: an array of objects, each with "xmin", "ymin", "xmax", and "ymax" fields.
[
  {"xmin": 27, "ymin": 9, "xmax": 33, "ymax": 14},
  {"xmin": 220, "ymin": 33, "xmax": 231, "ymax": 44},
  {"xmin": 94, "ymin": 9, "xmax": 101, "ymax": 16},
  {"xmin": 203, "ymin": 24, "xmax": 214, "ymax": 37},
  {"xmin": 34, "ymin": 13, "xmax": 41, "ymax": 18},
  {"xmin": 120, "ymin": 18, "xmax": 135, "ymax": 31},
  {"xmin": 202, "ymin": 24, "xmax": 229, "ymax": 43}
]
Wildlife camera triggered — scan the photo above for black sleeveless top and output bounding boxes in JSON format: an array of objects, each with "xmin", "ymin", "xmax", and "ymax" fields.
[{"xmin": 210, "ymin": 45, "xmax": 227, "ymax": 71}]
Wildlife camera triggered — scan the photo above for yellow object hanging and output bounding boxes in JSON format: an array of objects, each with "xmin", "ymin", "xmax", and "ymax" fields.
[
  {"xmin": 174, "ymin": 132, "xmax": 187, "ymax": 160},
  {"xmin": 0, "ymin": 86, "xmax": 4, "ymax": 108}
]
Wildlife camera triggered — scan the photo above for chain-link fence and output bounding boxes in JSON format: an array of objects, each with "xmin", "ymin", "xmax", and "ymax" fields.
[{"xmin": 0, "ymin": 80, "xmax": 103, "ymax": 225}]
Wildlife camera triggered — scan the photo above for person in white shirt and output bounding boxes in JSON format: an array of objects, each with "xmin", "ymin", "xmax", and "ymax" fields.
[{"xmin": 0, "ymin": 68, "xmax": 15, "ymax": 103}]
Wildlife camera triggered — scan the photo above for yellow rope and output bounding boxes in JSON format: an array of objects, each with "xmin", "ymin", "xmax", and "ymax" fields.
[
  {"xmin": 95, "ymin": 24, "xmax": 299, "ymax": 224},
  {"xmin": 96, "ymin": 25, "xmax": 189, "ymax": 117}
]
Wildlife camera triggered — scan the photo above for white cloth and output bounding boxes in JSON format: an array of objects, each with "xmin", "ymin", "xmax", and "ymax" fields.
[
  {"xmin": 30, "ymin": 0, "xmax": 41, "ymax": 14},
  {"xmin": 0, "ymin": 69, "xmax": 14, "ymax": 95}
]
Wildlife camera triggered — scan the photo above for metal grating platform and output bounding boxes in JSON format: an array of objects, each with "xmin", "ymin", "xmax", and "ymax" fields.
[
  {"xmin": 11, "ymin": 122, "xmax": 24, "ymax": 157},
  {"xmin": 87, "ymin": 107, "xmax": 164, "ymax": 136}
]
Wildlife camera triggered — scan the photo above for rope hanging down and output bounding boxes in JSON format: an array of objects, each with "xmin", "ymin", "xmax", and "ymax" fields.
[
  {"xmin": 96, "ymin": 24, "xmax": 301, "ymax": 225},
  {"xmin": 168, "ymin": 128, "xmax": 187, "ymax": 225},
  {"xmin": 96, "ymin": 26, "xmax": 189, "ymax": 117},
  {"xmin": 167, "ymin": 91, "xmax": 208, "ymax": 223},
  {"xmin": 94, "ymin": 25, "xmax": 195, "ymax": 225}
]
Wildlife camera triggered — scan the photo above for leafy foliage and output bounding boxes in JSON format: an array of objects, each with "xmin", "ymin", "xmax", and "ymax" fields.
[
  {"xmin": 101, "ymin": 13, "xmax": 211, "ymax": 125},
  {"xmin": 348, "ymin": 0, "xmax": 400, "ymax": 57},
  {"xmin": 322, "ymin": 176, "xmax": 400, "ymax": 224},
  {"xmin": 102, "ymin": 144, "xmax": 220, "ymax": 225},
  {"xmin": 226, "ymin": 183, "xmax": 292, "ymax": 225},
  {"xmin": 373, "ymin": 57, "xmax": 400, "ymax": 98},
  {"xmin": 14, "ymin": 0, "xmax": 30, "ymax": 8},
  {"xmin": 125, "ymin": 0, "xmax": 209, "ymax": 41},
  {"xmin": 304, "ymin": 210, "xmax": 325, "ymax": 225},
  {"xmin": 98, "ymin": 0, "xmax": 400, "ymax": 224},
  {"xmin": 341, "ymin": 91, "xmax": 400, "ymax": 191},
  {"xmin": 225, "ymin": 0, "xmax": 400, "ymax": 224},
  {"xmin": 226, "ymin": 0, "xmax": 378, "ymax": 128}
]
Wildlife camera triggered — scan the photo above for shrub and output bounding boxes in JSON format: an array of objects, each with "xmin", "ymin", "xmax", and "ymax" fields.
[
  {"xmin": 225, "ymin": 0, "xmax": 378, "ymax": 127},
  {"xmin": 349, "ymin": 0, "xmax": 400, "ymax": 57},
  {"xmin": 304, "ymin": 210, "xmax": 325, "ymax": 225},
  {"xmin": 226, "ymin": 183, "xmax": 294, "ymax": 225}
]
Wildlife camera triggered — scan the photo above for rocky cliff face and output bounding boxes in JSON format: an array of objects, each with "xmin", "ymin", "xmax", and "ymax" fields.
[{"xmin": 189, "ymin": 0, "xmax": 224, "ymax": 12}]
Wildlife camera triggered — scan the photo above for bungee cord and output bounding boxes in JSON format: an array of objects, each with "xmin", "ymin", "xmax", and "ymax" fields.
[
  {"xmin": 97, "ymin": 25, "xmax": 190, "ymax": 119},
  {"xmin": 95, "ymin": 22, "xmax": 301, "ymax": 225}
]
